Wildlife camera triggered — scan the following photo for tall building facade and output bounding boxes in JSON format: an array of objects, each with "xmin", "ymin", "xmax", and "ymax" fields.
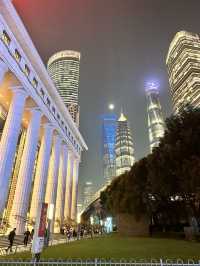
[
  {"xmin": 166, "ymin": 31, "xmax": 200, "ymax": 113},
  {"xmin": 83, "ymin": 181, "xmax": 93, "ymax": 209},
  {"xmin": 145, "ymin": 82, "xmax": 165, "ymax": 151},
  {"xmin": 115, "ymin": 112, "xmax": 134, "ymax": 176},
  {"xmin": 102, "ymin": 114, "xmax": 117, "ymax": 184},
  {"xmin": 0, "ymin": 1, "xmax": 87, "ymax": 234},
  {"xmin": 47, "ymin": 50, "xmax": 81, "ymax": 126}
]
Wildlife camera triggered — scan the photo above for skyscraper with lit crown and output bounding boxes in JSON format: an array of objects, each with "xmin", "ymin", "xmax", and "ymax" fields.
[
  {"xmin": 115, "ymin": 112, "xmax": 134, "ymax": 176},
  {"xmin": 47, "ymin": 50, "xmax": 81, "ymax": 126},
  {"xmin": 145, "ymin": 82, "xmax": 165, "ymax": 152},
  {"xmin": 166, "ymin": 31, "xmax": 200, "ymax": 113}
]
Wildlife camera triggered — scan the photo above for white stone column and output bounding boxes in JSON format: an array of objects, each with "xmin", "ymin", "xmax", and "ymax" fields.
[
  {"xmin": 64, "ymin": 151, "xmax": 74, "ymax": 222},
  {"xmin": 70, "ymin": 158, "xmax": 80, "ymax": 222},
  {"xmin": 10, "ymin": 108, "xmax": 42, "ymax": 234},
  {"xmin": 54, "ymin": 144, "xmax": 68, "ymax": 232},
  {"xmin": 45, "ymin": 134, "xmax": 61, "ymax": 231},
  {"xmin": 0, "ymin": 59, "xmax": 8, "ymax": 84},
  {"xmin": 0, "ymin": 87, "xmax": 27, "ymax": 215},
  {"xmin": 29, "ymin": 124, "xmax": 53, "ymax": 222}
]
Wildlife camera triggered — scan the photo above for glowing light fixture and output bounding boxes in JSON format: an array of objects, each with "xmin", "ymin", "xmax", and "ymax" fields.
[{"xmin": 108, "ymin": 103, "xmax": 115, "ymax": 110}]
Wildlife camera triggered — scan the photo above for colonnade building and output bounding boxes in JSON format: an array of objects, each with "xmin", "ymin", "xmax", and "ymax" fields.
[
  {"xmin": 166, "ymin": 31, "xmax": 200, "ymax": 113},
  {"xmin": 0, "ymin": 0, "xmax": 87, "ymax": 234}
]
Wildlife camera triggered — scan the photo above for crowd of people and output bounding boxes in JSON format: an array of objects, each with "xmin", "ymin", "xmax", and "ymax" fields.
[
  {"xmin": 61, "ymin": 224, "xmax": 104, "ymax": 242},
  {"xmin": 5, "ymin": 224, "xmax": 104, "ymax": 253}
]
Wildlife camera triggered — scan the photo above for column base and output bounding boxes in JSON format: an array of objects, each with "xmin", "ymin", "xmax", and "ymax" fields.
[{"xmin": 12, "ymin": 215, "xmax": 26, "ymax": 235}]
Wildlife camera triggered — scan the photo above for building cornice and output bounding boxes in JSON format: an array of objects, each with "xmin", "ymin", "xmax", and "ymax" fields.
[{"xmin": 0, "ymin": 0, "xmax": 87, "ymax": 151}]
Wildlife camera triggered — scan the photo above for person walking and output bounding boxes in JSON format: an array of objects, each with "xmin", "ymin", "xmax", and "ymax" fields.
[
  {"xmin": 23, "ymin": 229, "xmax": 30, "ymax": 246},
  {"xmin": 6, "ymin": 228, "xmax": 16, "ymax": 253},
  {"xmin": 30, "ymin": 228, "xmax": 34, "ymax": 240}
]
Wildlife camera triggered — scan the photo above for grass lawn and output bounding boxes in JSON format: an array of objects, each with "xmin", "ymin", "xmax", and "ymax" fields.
[{"xmin": 3, "ymin": 234, "xmax": 200, "ymax": 260}]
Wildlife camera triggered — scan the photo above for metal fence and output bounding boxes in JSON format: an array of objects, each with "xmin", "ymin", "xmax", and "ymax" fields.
[{"xmin": 0, "ymin": 259, "xmax": 199, "ymax": 266}]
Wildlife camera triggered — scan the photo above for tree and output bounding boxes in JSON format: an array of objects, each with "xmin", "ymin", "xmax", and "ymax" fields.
[{"xmin": 101, "ymin": 107, "xmax": 200, "ymax": 230}]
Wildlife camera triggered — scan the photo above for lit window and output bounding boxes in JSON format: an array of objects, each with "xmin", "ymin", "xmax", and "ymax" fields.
[
  {"xmin": 24, "ymin": 64, "xmax": 30, "ymax": 76},
  {"xmin": 32, "ymin": 78, "xmax": 38, "ymax": 88},
  {"xmin": 2, "ymin": 30, "xmax": 11, "ymax": 46},
  {"xmin": 14, "ymin": 49, "xmax": 21, "ymax": 62}
]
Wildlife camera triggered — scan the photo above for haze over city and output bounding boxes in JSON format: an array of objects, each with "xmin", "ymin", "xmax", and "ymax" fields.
[{"xmin": 13, "ymin": 0, "xmax": 200, "ymax": 192}]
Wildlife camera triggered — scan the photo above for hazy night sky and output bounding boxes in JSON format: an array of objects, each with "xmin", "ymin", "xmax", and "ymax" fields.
[{"xmin": 13, "ymin": 0, "xmax": 200, "ymax": 200}]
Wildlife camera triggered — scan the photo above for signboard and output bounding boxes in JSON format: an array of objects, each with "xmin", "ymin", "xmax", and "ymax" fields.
[{"xmin": 32, "ymin": 203, "xmax": 48, "ymax": 254}]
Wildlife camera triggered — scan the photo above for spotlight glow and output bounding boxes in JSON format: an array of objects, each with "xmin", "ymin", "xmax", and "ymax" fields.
[{"xmin": 108, "ymin": 103, "xmax": 115, "ymax": 110}]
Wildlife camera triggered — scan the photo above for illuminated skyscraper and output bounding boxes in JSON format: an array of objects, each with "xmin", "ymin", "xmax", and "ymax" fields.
[
  {"xmin": 166, "ymin": 31, "xmax": 200, "ymax": 113},
  {"xmin": 47, "ymin": 50, "xmax": 81, "ymax": 125},
  {"xmin": 145, "ymin": 82, "xmax": 165, "ymax": 151},
  {"xmin": 115, "ymin": 112, "xmax": 134, "ymax": 176},
  {"xmin": 102, "ymin": 114, "xmax": 117, "ymax": 184},
  {"xmin": 83, "ymin": 181, "xmax": 93, "ymax": 209}
]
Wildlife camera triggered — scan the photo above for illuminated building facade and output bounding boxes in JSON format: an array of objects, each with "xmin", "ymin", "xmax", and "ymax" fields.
[
  {"xmin": 145, "ymin": 82, "xmax": 165, "ymax": 151},
  {"xmin": 83, "ymin": 181, "xmax": 93, "ymax": 209},
  {"xmin": 47, "ymin": 50, "xmax": 81, "ymax": 126},
  {"xmin": 102, "ymin": 114, "xmax": 117, "ymax": 184},
  {"xmin": 166, "ymin": 31, "xmax": 200, "ymax": 113},
  {"xmin": 115, "ymin": 112, "xmax": 134, "ymax": 176},
  {"xmin": 0, "ymin": 1, "xmax": 87, "ymax": 234}
]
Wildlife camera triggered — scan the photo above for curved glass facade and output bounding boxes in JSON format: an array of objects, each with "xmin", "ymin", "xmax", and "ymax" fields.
[
  {"xmin": 47, "ymin": 50, "xmax": 80, "ymax": 126},
  {"xmin": 166, "ymin": 31, "xmax": 200, "ymax": 114},
  {"xmin": 146, "ymin": 83, "xmax": 165, "ymax": 152}
]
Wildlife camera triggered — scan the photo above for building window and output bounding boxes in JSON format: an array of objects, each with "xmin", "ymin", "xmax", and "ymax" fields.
[
  {"xmin": 47, "ymin": 97, "xmax": 51, "ymax": 106},
  {"xmin": 2, "ymin": 30, "xmax": 11, "ymax": 46},
  {"xmin": 32, "ymin": 77, "xmax": 38, "ymax": 88},
  {"xmin": 14, "ymin": 49, "xmax": 21, "ymax": 62},
  {"xmin": 40, "ymin": 88, "xmax": 45, "ymax": 97},
  {"xmin": 24, "ymin": 64, "xmax": 30, "ymax": 76}
]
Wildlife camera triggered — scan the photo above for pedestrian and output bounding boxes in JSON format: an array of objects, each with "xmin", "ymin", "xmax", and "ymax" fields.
[
  {"xmin": 66, "ymin": 229, "xmax": 70, "ymax": 243},
  {"xmin": 6, "ymin": 228, "xmax": 16, "ymax": 253},
  {"xmin": 30, "ymin": 228, "xmax": 34, "ymax": 240},
  {"xmin": 89, "ymin": 227, "xmax": 93, "ymax": 239},
  {"xmin": 23, "ymin": 229, "xmax": 30, "ymax": 246}
]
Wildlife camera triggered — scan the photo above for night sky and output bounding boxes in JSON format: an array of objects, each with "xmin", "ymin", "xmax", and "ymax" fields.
[{"xmin": 13, "ymin": 0, "xmax": 200, "ymax": 200}]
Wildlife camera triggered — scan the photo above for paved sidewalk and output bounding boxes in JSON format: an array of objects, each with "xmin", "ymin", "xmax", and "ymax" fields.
[
  {"xmin": 0, "ymin": 233, "xmax": 67, "ymax": 256},
  {"xmin": 0, "ymin": 233, "xmax": 98, "ymax": 256}
]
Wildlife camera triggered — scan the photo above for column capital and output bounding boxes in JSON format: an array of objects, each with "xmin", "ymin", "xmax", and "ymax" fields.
[
  {"xmin": 42, "ymin": 122, "xmax": 53, "ymax": 131},
  {"xmin": 11, "ymin": 86, "xmax": 28, "ymax": 99},
  {"xmin": 53, "ymin": 133, "xmax": 62, "ymax": 145},
  {"xmin": 26, "ymin": 106, "xmax": 42, "ymax": 115},
  {"xmin": 62, "ymin": 143, "xmax": 68, "ymax": 151}
]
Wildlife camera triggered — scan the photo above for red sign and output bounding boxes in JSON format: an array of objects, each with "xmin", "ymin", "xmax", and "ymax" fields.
[{"xmin": 38, "ymin": 203, "xmax": 48, "ymax": 237}]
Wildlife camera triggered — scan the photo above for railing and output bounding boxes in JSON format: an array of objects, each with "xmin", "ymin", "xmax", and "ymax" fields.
[{"xmin": 0, "ymin": 259, "xmax": 199, "ymax": 266}]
